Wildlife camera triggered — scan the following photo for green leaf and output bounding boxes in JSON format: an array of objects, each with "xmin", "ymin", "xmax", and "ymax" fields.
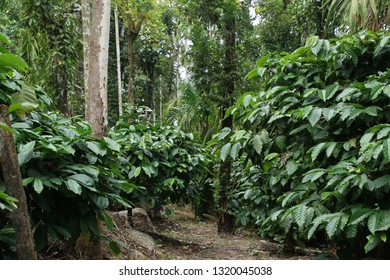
[
  {"xmin": 294, "ymin": 204, "xmax": 309, "ymax": 228},
  {"xmin": 66, "ymin": 179, "xmax": 82, "ymax": 195},
  {"xmin": 33, "ymin": 177, "xmax": 44, "ymax": 194},
  {"xmin": 368, "ymin": 212, "xmax": 380, "ymax": 234},
  {"xmin": 97, "ymin": 196, "xmax": 109, "ymax": 209},
  {"xmin": 364, "ymin": 234, "xmax": 382, "ymax": 253},
  {"xmin": 326, "ymin": 142, "xmax": 338, "ymax": 157},
  {"xmin": 87, "ymin": 142, "xmax": 101, "ymax": 155},
  {"xmin": 230, "ymin": 142, "xmax": 241, "ymax": 160},
  {"xmin": 359, "ymin": 133, "xmax": 374, "ymax": 152},
  {"xmin": 308, "ymin": 108, "xmax": 322, "ymax": 126},
  {"xmin": 0, "ymin": 121, "xmax": 13, "ymax": 133},
  {"xmin": 217, "ymin": 127, "xmax": 231, "ymax": 140},
  {"xmin": 0, "ymin": 53, "xmax": 28, "ymax": 72},
  {"xmin": 383, "ymin": 138, "xmax": 390, "ymax": 161},
  {"xmin": 252, "ymin": 134, "xmax": 263, "ymax": 155},
  {"xmin": 310, "ymin": 142, "xmax": 326, "ymax": 162},
  {"xmin": 103, "ymin": 137, "xmax": 121, "ymax": 152},
  {"xmin": 18, "ymin": 141, "xmax": 35, "ymax": 165},
  {"xmin": 286, "ymin": 160, "xmax": 298, "ymax": 175},
  {"xmin": 109, "ymin": 240, "xmax": 121, "ymax": 255},
  {"xmin": 350, "ymin": 208, "xmax": 373, "ymax": 225},
  {"xmin": 68, "ymin": 174, "xmax": 95, "ymax": 187},
  {"xmin": 129, "ymin": 167, "xmax": 141, "ymax": 179},
  {"xmin": 220, "ymin": 143, "xmax": 231, "ymax": 162},
  {"xmin": 326, "ymin": 216, "xmax": 341, "ymax": 239}
]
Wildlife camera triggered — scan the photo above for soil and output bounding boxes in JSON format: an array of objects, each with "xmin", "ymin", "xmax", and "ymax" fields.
[
  {"xmin": 152, "ymin": 205, "xmax": 324, "ymax": 260},
  {"xmin": 39, "ymin": 205, "xmax": 327, "ymax": 260}
]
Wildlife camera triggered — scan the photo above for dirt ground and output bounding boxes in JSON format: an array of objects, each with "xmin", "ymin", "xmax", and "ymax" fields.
[
  {"xmin": 152, "ymin": 205, "xmax": 324, "ymax": 260},
  {"xmin": 39, "ymin": 205, "xmax": 326, "ymax": 260}
]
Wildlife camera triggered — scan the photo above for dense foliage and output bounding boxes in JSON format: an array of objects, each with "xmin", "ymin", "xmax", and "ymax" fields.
[
  {"xmin": 0, "ymin": 101, "xmax": 210, "ymax": 258},
  {"xmin": 215, "ymin": 31, "xmax": 390, "ymax": 258}
]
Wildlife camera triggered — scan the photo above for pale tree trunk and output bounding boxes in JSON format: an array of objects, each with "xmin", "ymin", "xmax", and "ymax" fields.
[
  {"xmin": 85, "ymin": 0, "xmax": 111, "ymax": 138},
  {"xmin": 127, "ymin": 32, "xmax": 138, "ymax": 105},
  {"xmin": 82, "ymin": 0, "xmax": 91, "ymax": 117},
  {"xmin": 159, "ymin": 76, "xmax": 163, "ymax": 126},
  {"xmin": 0, "ymin": 105, "xmax": 37, "ymax": 260},
  {"xmin": 114, "ymin": 4, "xmax": 123, "ymax": 116}
]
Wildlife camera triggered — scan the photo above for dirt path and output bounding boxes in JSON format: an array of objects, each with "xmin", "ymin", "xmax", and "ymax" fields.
[{"xmin": 153, "ymin": 206, "xmax": 321, "ymax": 260}]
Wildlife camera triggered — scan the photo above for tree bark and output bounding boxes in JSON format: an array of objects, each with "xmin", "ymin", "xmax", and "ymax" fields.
[
  {"xmin": 85, "ymin": 0, "xmax": 111, "ymax": 138},
  {"xmin": 82, "ymin": 0, "xmax": 91, "ymax": 118},
  {"xmin": 218, "ymin": 15, "xmax": 236, "ymax": 234},
  {"xmin": 127, "ymin": 31, "xmax": 138, "ymax": 105},
  {"xmin": 0, "ymin": 105, "xmax": 37, "ymax": 260},
  {"xmin": 115, "ymin": 4, "xmax": 123, "ymax": 116}
]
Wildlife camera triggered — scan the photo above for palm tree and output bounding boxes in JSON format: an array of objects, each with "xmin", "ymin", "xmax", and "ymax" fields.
[
  {"xmin": 325, "ymin": 0, "xmax": 390, "ymax": 32},
  {"xmin": 165, "ymin": 81, "xmax": 220, "ymax": 144}
]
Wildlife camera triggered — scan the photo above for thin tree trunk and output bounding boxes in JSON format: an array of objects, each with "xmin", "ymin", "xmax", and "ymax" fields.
[
  {"xmin": 0, "ymin": 105, "xmax": 37, "ymax": 260},
  {"xmin": 160, "ymin": 76, "xmax": 163, "ymax": 126},
  {"xmin": 115, "ymin": 4, "xmax": 123, "ymax": 116},
  {"xmin": 82, "ymin": 0, "xmax": 91, "ymax": 117},
  {"xmin": 86, "ymin": 0, "xmax": 111, "ymax": 138},
  {"xmin": 127, "ymin": 32, "xmax": 138, "ymax": 105},
  {"xmin": 218, "ymin": 15, "xmax": 236, "ymax": 234}
]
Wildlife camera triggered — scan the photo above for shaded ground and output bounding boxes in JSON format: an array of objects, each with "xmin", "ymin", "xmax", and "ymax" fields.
[
  {"xmin": 153, "ymin": 205, "xmax": 324, "ymax": 260},
  {"xmin": 39, "ymin": 205, "xmax": 326, "ymax": 260}
]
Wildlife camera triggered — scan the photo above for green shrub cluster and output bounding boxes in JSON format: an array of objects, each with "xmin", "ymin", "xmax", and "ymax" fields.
[{"xmin": 215, "ymin": 31, "xmax": 390, "ymax": 258}]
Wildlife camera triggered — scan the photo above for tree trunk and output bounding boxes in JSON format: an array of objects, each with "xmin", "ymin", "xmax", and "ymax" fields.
[
  {"xmin": 218, "ymin": 15, "xmax": 236, "ymax": 234},
  {"xmin": 82, "ymin": 0, "xmax": 91, "ymax": 117},
  {"xmin": 115, "ymin": 4, "xmax": 123, "ymax": 116},
  {"xmin": 0, "ymin": 105, "xmax": 37, "ymax": 260},
  {"xmin": 127, "ymin": 31, "xmax": 138, "ymax": 105},
  {"xmin": 85, "ymin": 0, "xmax": 111, "ymax": 138}
]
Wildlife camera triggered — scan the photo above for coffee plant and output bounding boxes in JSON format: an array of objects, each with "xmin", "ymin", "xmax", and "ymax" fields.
[{"xmin": 214, "ymin": 31, "xmax": 390, "ymax": 258}]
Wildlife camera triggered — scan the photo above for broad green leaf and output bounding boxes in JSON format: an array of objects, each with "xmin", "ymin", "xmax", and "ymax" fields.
[
  {"xmin": 368, "ymin": 212, "xmax": 380, "ymax": 234},
  {"xmin": 33, "ymin": 177, "xmax": 44, "ymax": 194},
  {"xmin": 68, "ymin": 174, "xmax": 94, "ymax": 186},
  {"xmin": 350, "ymin": 208, "xmax": 373, "ymax": 225},
  {"xmin": 286, "ymin": 160, "xmax": 298, "ymax": 175},
  {"xmin": 103, "ymin": 137, "xmax": 121, "ymax": 152},
  {"xmin": 87, "ymin": 142, "xmax": 101, "ymax": 155},
  {"xmin": 294, "ymin": 204, "xmax": 309, "ymax": 228},
  {"xmin": 326, "ymin": 142, "xmax": 338, "ymax": 157},
  {"xmin": 0, "ymin": 53, "xmax": 28, "ymax": 72},
  {"xmin": 310, "ymin": 142, "xmax": 326, "ymax": 162},
  {"xmin": 230, "ymin": 142, "xmax": 241, "ymax": 160},
  {"xmin": 383, "ymin": 138, "xmax": 390, "ymax": 161},
  {"xmin": 364, "ymin": 234, "xmax": 382, "ymax": 253},
  {"xmin": 96, "ymin": 196, "xmax": 109, "ymax": 209},
  {"xmin": 18, "ymin": 141, "xmax": 35, "ymax": 165},
  {"xmin": 220, "ymin": 143, "xmax": 231, "ymax": 162},
  {"xmin": 326, "ymin": 216, "xmax": 341, "ymax": 239},
  {"xmin": 66, "ymin": 179, "xmax": 82, "ymax": 195},
  {"xmin": 359, "ymin": 133, "xmax": 375, "ymax": 152},
  {"xmin": 129, "ymin": 166, "xmax": 141, "ymax": 179},
  {"xmin": 217, "ymin": 127, "xmax": 231, "ymax": 140},
  {"xmin": 308, "ymin": 108, "xmax": 322, "ymax": 126},
  {"xmin": 252, "ymin": 134, "xmax": 263, "ymax": 155}
]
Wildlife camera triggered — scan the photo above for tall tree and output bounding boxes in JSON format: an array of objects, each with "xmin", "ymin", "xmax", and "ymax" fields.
[
  {"xmin": 179, "ymin": 0, "xmax": 255, "ymax": 232},
  {"xmin": 116, "ymin": 0, "xmax": 155, "ymax": 105},
  {"xmin": 20, "ymin": 0, "xmax": 82, "ymax": 116},
  {"xmin": 85, "ymin": 0, "xmax": 111, "ymax": 137}
]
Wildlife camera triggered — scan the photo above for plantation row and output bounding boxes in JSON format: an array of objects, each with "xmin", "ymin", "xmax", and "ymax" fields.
[{"xmin": 1, "ymin": 31, "xmax": 390, "ymax": 259}]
